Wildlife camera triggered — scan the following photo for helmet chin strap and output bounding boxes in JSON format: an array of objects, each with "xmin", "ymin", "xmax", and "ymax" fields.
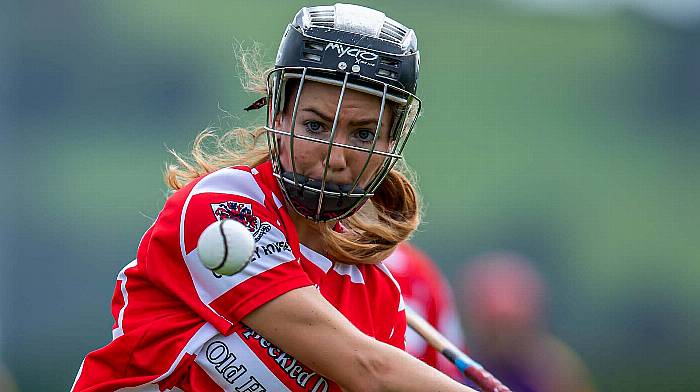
[{"xmin": 280, "ymin": 171, "xmax": 369, "ymax": 222}]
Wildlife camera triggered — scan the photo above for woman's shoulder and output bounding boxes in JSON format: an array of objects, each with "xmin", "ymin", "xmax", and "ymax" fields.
[
  {"xmin": 362, "ymin": 262, "xmax": 406, "ymax": 319},
  {"xmin": 190, "ymin": 165, "xmax": 264, "ymax": 199},
  {"xmin": 341, "ymin": 261, "xmax": 404, "ymax": 298},
  {"xmin": 299, "ymin": 245, "xmax": 402, "ymax": 297},
  {"xmin": 167, "ymin": 163, "xmax": 278, "ymax": 209}
]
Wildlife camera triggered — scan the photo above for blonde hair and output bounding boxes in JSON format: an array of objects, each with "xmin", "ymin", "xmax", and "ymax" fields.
[{"xmin": 165, "ymin": 47, "xmax": 421, "ymax": 265}]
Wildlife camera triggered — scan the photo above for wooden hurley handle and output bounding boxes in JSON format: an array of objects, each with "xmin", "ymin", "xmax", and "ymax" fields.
[{"xmin": 405, "ymin": 307, "xmax": 512, "ymax": 392}]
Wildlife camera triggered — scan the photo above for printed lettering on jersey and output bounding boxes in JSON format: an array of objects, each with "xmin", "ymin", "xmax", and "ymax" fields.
[
  {"xmin": 197, "ymin": 327, "xmax": 332, "ymax": 391},
  {"xmin": 248, "ymin": 240, "xmax": 293, "ymax": 264},
  {"xmin": 210, "ymin": 201, "xmax": 272, "ymax": 242},
  {"xmin": 239, "ymin": 326, "xmax": 330, "ymax": 391},
  {"xmin": 198, "ymin": 334, "xmax": 282, "ymax": 391}
]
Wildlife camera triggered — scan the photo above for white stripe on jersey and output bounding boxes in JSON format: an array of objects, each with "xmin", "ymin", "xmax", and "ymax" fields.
[
  {"xmin": 190, "ymin": 167, "xmax": 266, "ymax": 204},
  {"xmin": 114, "ymin": 323, "xmax": 221, "ymax": 392},
  {"xmin": 183, "ymin": 223, "xmax": 295, "ymax": 305},
  {"xmin": 151, "ymin": 323, "xmax": 220, "ymax": 382},
  {"xmin": 113, "ymin": 217, "xmax": 160, "ymax": 340},
  {"xmin": 299, "ymin": 244, "xmax": 332, "ymax": 273},
  {"xmin": 300, "ymin": 244, "xmax": 372, "ymax": 284},
  {"xmin": 333, "ymin": 263, "xmax": 365, "ymax": 284},
  {"xmin": 112, "ymin": 259, "xmax": 139, "ymax": 340},
  {"xmin": 70, "ymin": 358, "xmax": 86, "ymax": 392},
  {"xmin": 272, "ymin": 193, "xmax": 284, "ymax": 208},
  {"xmin": 376, "ymin": 262, "xmax": 406, "ymax": 312},
  {"xmin": 195, "ymin": 332, "xmax": 293, "ymax": 392}
]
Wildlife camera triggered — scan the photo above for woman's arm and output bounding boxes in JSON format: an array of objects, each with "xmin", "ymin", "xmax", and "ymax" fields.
[{"xmin": 243, "ymin": 286, "xmax": 477, "ymax": 392}]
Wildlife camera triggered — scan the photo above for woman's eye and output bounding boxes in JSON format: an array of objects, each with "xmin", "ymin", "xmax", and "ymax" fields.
[
  {"xmin": 356, "ymin": 129, "xmax": 375, "ymax": 142},
  {"xmin": 304, "ymin": 120, "xmax": 323, "ymax": 133}
]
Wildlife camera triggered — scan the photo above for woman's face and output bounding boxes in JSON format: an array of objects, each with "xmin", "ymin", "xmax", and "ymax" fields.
[{"xmin": 275, "ymin": 81, "xmax": 395, "ymax": 189}]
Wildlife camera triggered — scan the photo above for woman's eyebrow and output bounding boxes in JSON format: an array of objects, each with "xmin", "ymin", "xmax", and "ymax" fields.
[
  {"xmin": 301, "ymin": 108, "xmax": 333, "ymax": 123},
  {"xmin": 301, "ymin": 107, "xmax": 379, "ymax": 126}
]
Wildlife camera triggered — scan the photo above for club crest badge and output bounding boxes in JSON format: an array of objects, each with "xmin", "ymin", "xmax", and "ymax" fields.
[{"xmin": 210, "ymin": 201, "xmax": 271, "ymax": 242}]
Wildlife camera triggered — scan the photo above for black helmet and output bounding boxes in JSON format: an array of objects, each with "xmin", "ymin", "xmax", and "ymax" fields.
[{"xmin": 265, "ymin": 3, "xmax": 421, "ymax": 222}]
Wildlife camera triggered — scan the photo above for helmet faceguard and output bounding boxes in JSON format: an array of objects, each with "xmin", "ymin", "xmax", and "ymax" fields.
[{"xmin": 264, "ymin": 4, "xmax": 421, "ymax": 222}]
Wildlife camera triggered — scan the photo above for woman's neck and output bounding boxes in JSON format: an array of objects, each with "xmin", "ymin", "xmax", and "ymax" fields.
[{"xmin": 288, "ymin": 208, "xmax": 327, "ymax": 255}]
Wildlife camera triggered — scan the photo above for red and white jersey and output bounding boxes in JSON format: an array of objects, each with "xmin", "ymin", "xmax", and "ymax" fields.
[
  {"xmin": 72, "ymin": 161, "xmax": 406, "ymax": 392},
  {"xmin": 383, "ymin": 242, "xmax": 466, "ymax": 382}
]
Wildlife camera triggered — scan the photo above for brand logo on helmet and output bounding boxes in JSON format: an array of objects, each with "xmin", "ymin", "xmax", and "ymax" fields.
[
  {"xmin": 325, "ymin": 43, "xmax": 378, "ymax": 65},
  {"xmin": 210, "ymin": 201, "xmax": 271, "ymax": 242}
]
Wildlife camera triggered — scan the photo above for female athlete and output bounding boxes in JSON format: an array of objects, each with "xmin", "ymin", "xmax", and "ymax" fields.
[{"xmin": 72, "ymin": 4, "xmax": 477, "ymax": 391}]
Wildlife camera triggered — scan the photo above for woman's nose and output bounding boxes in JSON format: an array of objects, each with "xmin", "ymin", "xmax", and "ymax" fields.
[{"xmin": 323, "ymin": 138, "xmax": 349, "ymax": 171}]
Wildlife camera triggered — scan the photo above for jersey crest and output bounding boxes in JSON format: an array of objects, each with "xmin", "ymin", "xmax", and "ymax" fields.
[{"xmin": 210, "ymin": 201, "xmax": 272, "ymax": 242}]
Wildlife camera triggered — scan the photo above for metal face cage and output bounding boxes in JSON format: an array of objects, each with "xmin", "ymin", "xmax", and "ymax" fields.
[{"xmin": 264, "ymin": 66, "xmax": 421, "ymax": 222}]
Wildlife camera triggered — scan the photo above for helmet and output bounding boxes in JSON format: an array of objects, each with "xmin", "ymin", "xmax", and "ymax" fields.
[{"xmin": 265, "ymin": 3, "xmax": 421, "ymax": 222}]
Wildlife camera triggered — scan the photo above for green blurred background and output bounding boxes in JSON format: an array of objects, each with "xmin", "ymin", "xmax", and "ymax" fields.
[{"xmin": 2, "ymin": 0, "xmax": 699, "ymax": 390}]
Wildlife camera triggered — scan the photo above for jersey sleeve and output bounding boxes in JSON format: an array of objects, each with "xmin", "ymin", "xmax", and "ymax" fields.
[{"xmin": 144, "ymin": 167, "xmax": 313, "ymax": 334}]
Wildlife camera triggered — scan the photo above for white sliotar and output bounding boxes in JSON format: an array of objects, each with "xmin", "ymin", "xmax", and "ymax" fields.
[{"xmin": 197, "ymin": 219, "xmax": 255, "ymax": 275}]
